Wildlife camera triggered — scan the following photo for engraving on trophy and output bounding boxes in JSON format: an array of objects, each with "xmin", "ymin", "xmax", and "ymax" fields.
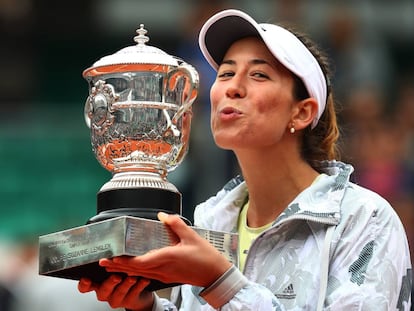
[{"xmin": 39, "ymin": 216, "xmax": 239, "ymax": 291}]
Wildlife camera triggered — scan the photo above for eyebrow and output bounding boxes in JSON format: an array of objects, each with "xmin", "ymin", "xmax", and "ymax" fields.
[{"xmin": 220, "ymin": 58, "xmax": 272, "ymax": 67}]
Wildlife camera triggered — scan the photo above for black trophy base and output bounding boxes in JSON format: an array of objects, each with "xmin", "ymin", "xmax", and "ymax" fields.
[{"xmin": 89, "ymin": 187, "xmax": 184, "ymax": 223}]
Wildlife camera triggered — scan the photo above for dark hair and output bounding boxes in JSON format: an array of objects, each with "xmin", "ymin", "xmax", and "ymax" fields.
[{"xmin": 287, "ymin": 27, "xmax": 341, "ymax": 164}]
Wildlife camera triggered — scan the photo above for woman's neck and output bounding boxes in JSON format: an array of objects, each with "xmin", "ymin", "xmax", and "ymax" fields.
[{"xmin": 236, "ymin": 147, "xmax": 319, "ymax": 228}]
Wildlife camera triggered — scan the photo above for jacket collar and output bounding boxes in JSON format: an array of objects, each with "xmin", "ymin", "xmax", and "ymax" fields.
[{"xmin": 194, "ymin": 161, "xmax": 354, "ymax": 231}]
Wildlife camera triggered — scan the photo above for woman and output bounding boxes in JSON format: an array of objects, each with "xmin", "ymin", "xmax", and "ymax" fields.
[{"xmin": 78, "ymin": 9, "xmax": 412, "ymax": 310}]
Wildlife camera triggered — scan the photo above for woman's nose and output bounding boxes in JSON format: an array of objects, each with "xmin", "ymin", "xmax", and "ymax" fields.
[{"xmin": 225, "ymin": 77, "xmax": 246, "ymax": 98}]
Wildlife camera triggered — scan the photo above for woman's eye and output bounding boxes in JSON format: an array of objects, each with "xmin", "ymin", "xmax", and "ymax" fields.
[
  {"xmin": 217, "ymin": 71, "xmax": 234, "ymax": 78},
  {"xmin": 252, "ymin": 72, "xmax": 269, "ymax": 79}
]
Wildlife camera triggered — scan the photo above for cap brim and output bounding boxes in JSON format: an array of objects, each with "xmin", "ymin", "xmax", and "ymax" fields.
[{"xmin": 199, "ymin": 10, "xmax": 263, "ymax": 70}]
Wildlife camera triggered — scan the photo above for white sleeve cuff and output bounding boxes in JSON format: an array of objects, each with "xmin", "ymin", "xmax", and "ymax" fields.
[
  {"xmin": 199, "ymin": 265, "xmax": 248, "ymax": 309},
  {"xmin": 151, "ymin": 293, "xmax": 165, "ymax": 311}
]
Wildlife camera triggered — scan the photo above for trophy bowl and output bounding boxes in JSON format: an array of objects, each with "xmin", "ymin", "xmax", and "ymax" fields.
[{"xmin": 83, "ymin": 24, "xmax": 198, "ymax": 223}]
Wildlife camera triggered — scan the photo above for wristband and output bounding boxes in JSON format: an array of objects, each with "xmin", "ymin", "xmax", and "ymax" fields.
[{"xmin": 199, "ymin": 265, "xmax": 248, "ymax": 308}]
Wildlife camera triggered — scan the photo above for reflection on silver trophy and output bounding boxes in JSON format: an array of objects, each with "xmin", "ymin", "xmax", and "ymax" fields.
[
  {"xmin": 83, "ymin": 24, "xmax": 198, "ymax": 222},
  {"xmin": 38, "ymin": 25, "xmax": 238, "ymax": 291}
]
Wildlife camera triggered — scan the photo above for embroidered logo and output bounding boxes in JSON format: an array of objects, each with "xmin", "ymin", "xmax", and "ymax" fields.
[{"xmin": 276, "ymin": 283, "xmax": 296, "ymax": 299}]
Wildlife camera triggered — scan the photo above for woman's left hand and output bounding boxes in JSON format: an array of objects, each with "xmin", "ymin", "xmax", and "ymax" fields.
[
  {"xmin": 99, "ymin": 212, "xmax": 232, "ymax": 288},
  {"xmin": 78, "ymin": 275, "xmax": 154, "ymax": 310}
]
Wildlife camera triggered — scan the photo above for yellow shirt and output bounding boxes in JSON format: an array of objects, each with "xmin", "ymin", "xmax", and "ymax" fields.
[{"xmin": 237, "ymin": 201, "xmax": 272, "ymax": 272}]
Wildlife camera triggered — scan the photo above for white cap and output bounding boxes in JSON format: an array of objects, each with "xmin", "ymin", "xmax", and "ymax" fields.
[{"xmin": 198, "ymin": 9, "xmax": 327, "ymax": 128}]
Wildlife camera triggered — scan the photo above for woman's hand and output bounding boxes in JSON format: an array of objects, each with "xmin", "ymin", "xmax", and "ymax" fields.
[
  {"xmin": 100, "ymin": 212, "xmax": 232, "ymax": 288},
  {"xmin": 78, "ymin": 275, "xmax": 154, "ymax": 310}
]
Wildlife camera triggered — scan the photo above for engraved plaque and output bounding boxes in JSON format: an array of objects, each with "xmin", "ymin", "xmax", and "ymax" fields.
[{"xmin": 39, "ymin": 216, "xmax": 238, "ymax": 291}]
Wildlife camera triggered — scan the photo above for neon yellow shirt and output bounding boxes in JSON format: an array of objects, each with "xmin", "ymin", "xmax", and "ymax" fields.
[{"xmin": 237, "ymin": 201, "xmax": 272, "ymax": 272}]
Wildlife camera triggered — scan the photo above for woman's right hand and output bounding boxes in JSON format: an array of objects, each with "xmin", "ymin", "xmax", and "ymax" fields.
[{"xmin": 78, "ymin": 275, "xmax": 154, "ymax": 311}]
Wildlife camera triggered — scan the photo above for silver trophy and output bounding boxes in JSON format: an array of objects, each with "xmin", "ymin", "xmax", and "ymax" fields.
[
  {"xmin": 84, "ymin": 24, "xmax": 198, "ymax": 223},
  {"xmin": 39, "ymin": 25, "xmax": 238, "ymax": 291}
]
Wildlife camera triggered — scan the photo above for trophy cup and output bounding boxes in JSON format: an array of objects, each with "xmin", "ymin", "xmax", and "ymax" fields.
[{"xmin": 39, "ymin": 25, "xmax": 238, "ymax": 291}]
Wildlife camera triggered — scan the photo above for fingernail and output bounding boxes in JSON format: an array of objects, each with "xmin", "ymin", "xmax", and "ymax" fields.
[
  {"xmin": 99, "ymin": 258, "xmax": 110, "ymax": 266},
  {"xmin": 158, "ymin": 212, "xmax": 169, "ymax": 222}
]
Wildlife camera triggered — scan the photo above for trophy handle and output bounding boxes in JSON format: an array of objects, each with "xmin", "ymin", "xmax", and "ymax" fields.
[
  {"xmin": 84, "ymin": 80, "xmax": 117, "ymax": 134},
  {"xmin": 166, "ymin": 63, "xmax": 199, "ymax": 124}
]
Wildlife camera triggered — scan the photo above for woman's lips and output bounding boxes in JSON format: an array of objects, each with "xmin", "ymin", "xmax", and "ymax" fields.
[{"xmin": 219, "ymin": 107, "xmax": 242, "ymax": 120}]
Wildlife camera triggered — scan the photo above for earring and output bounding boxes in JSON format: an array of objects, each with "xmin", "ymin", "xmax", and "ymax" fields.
[{"xmin": 290, "ymin": 123, "xmax": 295, "ymax": 134}]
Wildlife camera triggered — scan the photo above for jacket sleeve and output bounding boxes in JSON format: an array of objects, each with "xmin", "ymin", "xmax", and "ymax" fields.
[
  {"xmin": 176, "ymin": 283, "xmax": 284, "ymax": 311},
  {"xmin": 211, "ymin": 282, "xmax": 286, "ymax": 311},
  {"xmin": 324, "ymin": 188, "xmax": 412, "ymax": 310}
]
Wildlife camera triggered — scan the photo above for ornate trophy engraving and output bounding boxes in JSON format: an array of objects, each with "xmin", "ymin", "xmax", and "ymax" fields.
[{"xmin": 38, "ymin": 25, "xmax": 238, "ymax": 291}]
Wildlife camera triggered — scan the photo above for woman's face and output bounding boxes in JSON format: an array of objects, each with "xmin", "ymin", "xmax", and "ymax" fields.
[{"xmin": 210, "ymin": 36, "xmax": 297, "ymax": 151}]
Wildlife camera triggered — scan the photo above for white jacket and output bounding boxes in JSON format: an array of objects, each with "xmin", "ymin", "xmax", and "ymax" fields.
[{"xmin": 156, "ymin": 161, "xmax": 412, "ymax": 310}]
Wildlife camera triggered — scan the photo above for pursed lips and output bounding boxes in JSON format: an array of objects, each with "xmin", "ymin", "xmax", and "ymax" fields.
[{"xmin": 219, "ymin": 106, "xmax": 243, "ymax": 117}]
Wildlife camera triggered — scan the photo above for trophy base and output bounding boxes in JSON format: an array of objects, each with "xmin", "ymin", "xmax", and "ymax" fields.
[
  {"xmin": 39, "ymin": 216, "xmax": 238, "ymax": 291},
  {"xmin": 91, "ymin": 187, "xmax": 186, "ymax": 223},
  {"xmin": 63, "ymin": 187, "xmax": 188, "ymax": 290}
]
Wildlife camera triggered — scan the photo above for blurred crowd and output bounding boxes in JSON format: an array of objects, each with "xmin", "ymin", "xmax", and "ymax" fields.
[{"xmin": 1, "ymin": 0, "xmax": 413, "ymax": 310}]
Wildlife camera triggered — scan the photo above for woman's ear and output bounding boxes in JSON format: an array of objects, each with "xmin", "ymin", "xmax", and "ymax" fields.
[{"xmin": 291, "ymin": 98, "xmax": 319, "ymax": 130}]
